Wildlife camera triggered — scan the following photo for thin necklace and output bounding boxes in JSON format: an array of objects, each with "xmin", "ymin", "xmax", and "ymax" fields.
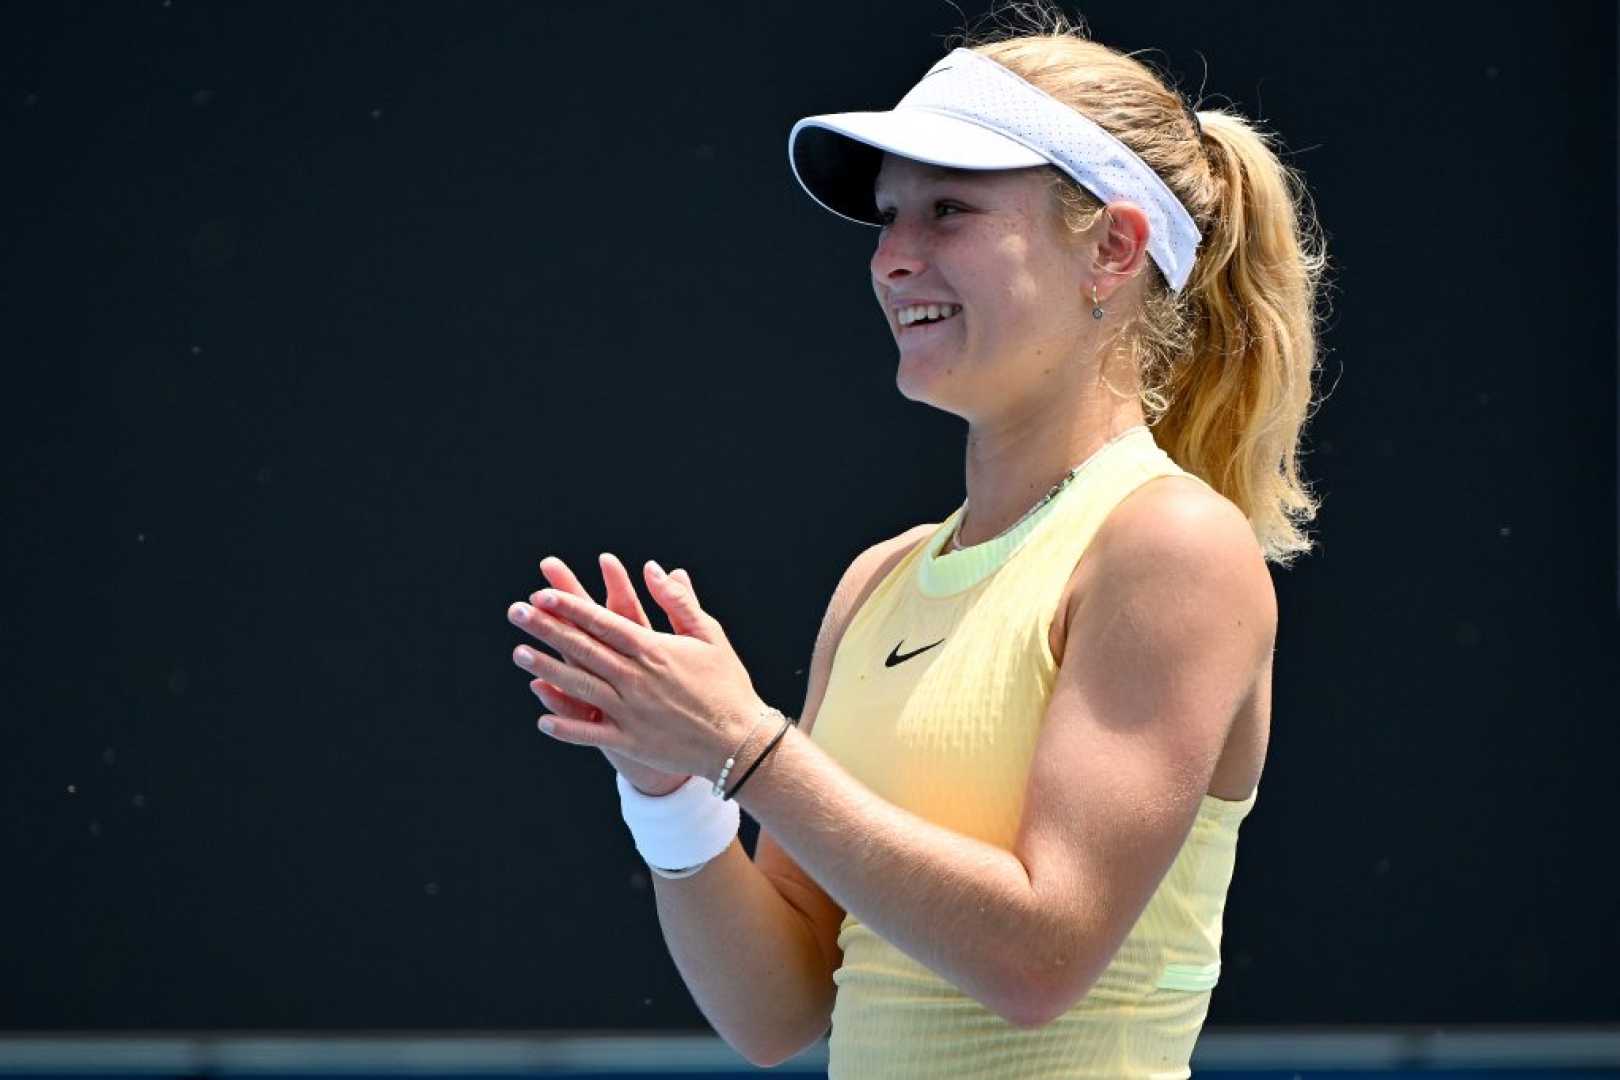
[{"xmin": 945, "ymin": 425, "xmax": 1146, "ymax": 553}]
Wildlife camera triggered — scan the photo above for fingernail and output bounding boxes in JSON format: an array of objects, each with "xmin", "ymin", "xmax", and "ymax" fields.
[{"xmin": 648, "ymin": 560, "xmax": 667, "ymax": 579}]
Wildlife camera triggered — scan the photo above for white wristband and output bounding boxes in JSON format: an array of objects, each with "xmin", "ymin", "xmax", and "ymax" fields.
[{"xmin": 616, "ymin": 772, "xmax": 740, "ymax": 875}]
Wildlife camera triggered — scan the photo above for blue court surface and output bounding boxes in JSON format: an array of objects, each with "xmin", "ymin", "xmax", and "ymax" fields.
[
  {"xmin": 8, "ymin": 1074, "xmax": 1611, "ymax": 1080},
  {"xmin": 1, "ymin": 1032, "xmax": 1617, "ymax": 1078}
]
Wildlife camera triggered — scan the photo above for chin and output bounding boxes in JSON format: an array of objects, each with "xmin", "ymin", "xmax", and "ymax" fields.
[{"xmin": 895, "ymin": 352, "xmax": 968, "ymax": 415}]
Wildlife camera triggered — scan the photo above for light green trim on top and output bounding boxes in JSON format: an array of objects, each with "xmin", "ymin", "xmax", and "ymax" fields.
[
  {"xmin": 915, "ymin": 496, "xmax": 1066, "ymax": 597},
  {"xmin": 1156, "ymin": 961, "xmax": 1221, "ymax": 991},
  {"xmin": 916, "ymin": 426, "xmax": 1156, "ymax": 598}
]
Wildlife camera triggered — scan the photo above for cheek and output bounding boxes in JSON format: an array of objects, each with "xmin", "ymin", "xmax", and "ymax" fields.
[
  {"xmin": 951, "ymin": 234, "xmax": 1070, "ymax": 342},
  {"xmin": 994, "ymin": 272, "xmax": 1049, "ymax": 331},
  {"xmin": 979, "ymin": 237, "xmax": 1046, "ymax": 311}
]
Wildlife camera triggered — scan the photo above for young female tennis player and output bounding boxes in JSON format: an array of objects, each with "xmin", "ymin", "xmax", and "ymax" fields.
[{"xmin": 507, "ymin": 6, "xmax": 1327, "ymax": 1075}]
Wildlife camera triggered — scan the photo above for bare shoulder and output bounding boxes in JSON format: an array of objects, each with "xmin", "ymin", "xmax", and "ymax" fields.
[
  {"xmin": 853, "ymin": 521, "xmax": 940, "ymax": 587},
  {"xmin": 1052, "ymin": 474, "xmax": 1276, "ymax": 802},
  {"xmin": 1100, "ymin": 473, "xmax": 1268, "ymax": 560},
  {"xmin": 815, "ymin": 521, "xmax": 940, "ymax": 686},
  {"xmin": 1085, "ymin": 474, "xmax": 1276, "ymax": 638}
]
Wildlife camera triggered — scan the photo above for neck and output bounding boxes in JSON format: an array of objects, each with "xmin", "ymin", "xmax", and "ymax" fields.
[{"xmin": 955, "ymin": 394, "xmax": 1147, "ymax": 548}]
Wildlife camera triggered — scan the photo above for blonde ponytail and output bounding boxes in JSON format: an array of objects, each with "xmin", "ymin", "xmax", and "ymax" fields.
[
  {"xmin": 964, "ymin": 5, "xmax": 1333, "ymax": 565},
  {"xmin": 1156, "ymin": 111, "xmax": 1330, "ymax": 565}
]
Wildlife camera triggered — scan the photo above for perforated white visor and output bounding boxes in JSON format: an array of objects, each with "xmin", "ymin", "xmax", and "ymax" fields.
[
  {"xmin": 788, "ymin": 108, "xmax": 1047, "ymax": 225},
  {"xmin": 787, "ymin": 48, "xmax": 1202, "ymax": 292}
]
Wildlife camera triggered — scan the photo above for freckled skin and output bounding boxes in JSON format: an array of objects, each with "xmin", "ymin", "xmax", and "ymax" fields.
[
  {"xmin": 868, "ymin": 153, "xmax": 1157, "ymax": 547},
  {"xmin": 870, "ymin": 156, "xmax": 1146, "ymax": 426}
]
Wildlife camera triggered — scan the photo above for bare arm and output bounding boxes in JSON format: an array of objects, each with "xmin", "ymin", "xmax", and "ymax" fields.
[
  {"xmin": 727, "ymin": 482, "xmax": 1276, "ymax": 1027},
  {"xmin": 646, "ymin": 528, "xmax": 932, "ymax": 1067},
  {"xmin": 648, "ymin": 837, "xmax": 832, "ymax": 1067}
]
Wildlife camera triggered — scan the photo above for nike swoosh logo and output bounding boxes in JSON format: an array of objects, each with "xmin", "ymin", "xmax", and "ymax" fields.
[{"xmin": 885, "ymin": 638, "xmax": 945, "ymax": 668}]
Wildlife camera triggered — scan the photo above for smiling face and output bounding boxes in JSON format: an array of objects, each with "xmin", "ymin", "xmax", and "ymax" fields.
[{"xmin": 871, "ymin": 154, "xmax": 1098, "ymax": 419}]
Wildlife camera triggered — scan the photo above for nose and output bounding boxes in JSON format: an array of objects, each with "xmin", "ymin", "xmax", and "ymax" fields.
[{"xmin": 870, "ymin": 219, "xmax": 926, "ymax": 287}]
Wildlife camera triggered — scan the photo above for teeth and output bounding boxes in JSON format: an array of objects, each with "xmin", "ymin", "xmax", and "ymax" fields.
[{"xmin": 898, "ymin": 303, "xmax": 961, "ymax": 326}]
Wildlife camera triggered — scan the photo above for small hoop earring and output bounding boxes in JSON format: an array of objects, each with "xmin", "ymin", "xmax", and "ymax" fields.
[{"xmin": 1091, "ymin": 284, "xmax": 1104, "ymax": 320}]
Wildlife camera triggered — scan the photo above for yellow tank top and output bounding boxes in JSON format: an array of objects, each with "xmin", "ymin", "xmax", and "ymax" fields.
[{"xmin": 808, "ymin": 425, "xmax": 1259, "ymax": 1079}]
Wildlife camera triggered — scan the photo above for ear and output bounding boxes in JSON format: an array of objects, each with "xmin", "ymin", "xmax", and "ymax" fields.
[{"xmin": 1092, "ymin": 201, "xmax": 1153, "ymax": 300}]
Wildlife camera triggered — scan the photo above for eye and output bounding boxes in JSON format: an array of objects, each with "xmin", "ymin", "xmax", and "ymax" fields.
[{"xmin": 875, "ymin": 202, "xmax": 965, "ymax": 227}]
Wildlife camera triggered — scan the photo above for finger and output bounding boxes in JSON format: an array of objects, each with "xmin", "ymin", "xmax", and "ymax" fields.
[
  {"xmin": 630, "ymin": 557, "xmax": 697, "ymax": 636},
  {"xmin": 540, "ymin": 556, "xmax": 595, "ymax": 604},
  {"xmin": 534, "ymin": 556, "xmax": 646, "ymax": 642},
  {"xmin": 644, "ymin": 560, "xmax": 719, "ymax": 645},
  {"xmin": 514, "ymin": 641, "xmax": 618, "ymax": 711},
  {"xmin": 527, "ymin": 590, "xmax": 653, "ymax": 660},
  {"xmin": 531, "ymin": 556, "xmax": 601, "ymax": 680},
  {"xmin": 538, "ymin": 711, "xmax": 633, "ymax": 752},
  {"xmin": 531, "ymin": 677, "xmax": 602, "ymax": 723},
  {"xmin": 512, "ymin": 629, "xmax": 620, "ymax": 702},
  {"xmin": 598, "ymin": 552, "xmax": 654, "ymax": 630},
  {"xmin": 672, "ymin": 567, "xmax": 700, "ymax": 617},
  {"xmin": 524, "ymin": 557, "xmax": 625, "ymax": 676}
]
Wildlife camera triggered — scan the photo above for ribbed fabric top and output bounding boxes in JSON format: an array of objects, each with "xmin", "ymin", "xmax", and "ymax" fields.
[{"xmin": 809, "ymin": 425, "xmax": 1258, "ymax": 1078}]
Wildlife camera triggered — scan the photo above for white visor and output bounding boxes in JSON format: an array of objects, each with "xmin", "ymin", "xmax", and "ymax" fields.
[{"xmin": 788, "ymin": 48, "xmax": 1202, "ymax": 292}]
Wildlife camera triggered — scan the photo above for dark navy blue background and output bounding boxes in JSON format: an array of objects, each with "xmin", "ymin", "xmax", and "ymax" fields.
[{"xmin": 2, "ymin": 0, "xmax": 1616, "ymax": 1032}]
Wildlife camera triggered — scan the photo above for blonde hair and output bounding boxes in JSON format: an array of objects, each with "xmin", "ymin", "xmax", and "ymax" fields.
[{"xmin": 960, "ymin": 3, "xmax": 1333, "ymax": 566}]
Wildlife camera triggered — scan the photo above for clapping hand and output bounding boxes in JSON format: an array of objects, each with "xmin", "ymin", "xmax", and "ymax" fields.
[
  {"xmin": 508, "ymin": 555, "xmax": 767, "ymax": 792},
  {"xmin": 510, "ymin": 554, "xmax": 692, "ymax": 795}
]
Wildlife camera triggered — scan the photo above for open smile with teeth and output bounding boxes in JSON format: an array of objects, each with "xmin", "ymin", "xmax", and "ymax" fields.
[{"xmin": 897, "ymin": 303, "xmax": 962, "ymax": 328}]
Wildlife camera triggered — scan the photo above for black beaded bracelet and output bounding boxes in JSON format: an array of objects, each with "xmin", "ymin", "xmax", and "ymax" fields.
[{"xmin": 723, "ymin": 711, "xmax": 797, "ymax": 801}]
